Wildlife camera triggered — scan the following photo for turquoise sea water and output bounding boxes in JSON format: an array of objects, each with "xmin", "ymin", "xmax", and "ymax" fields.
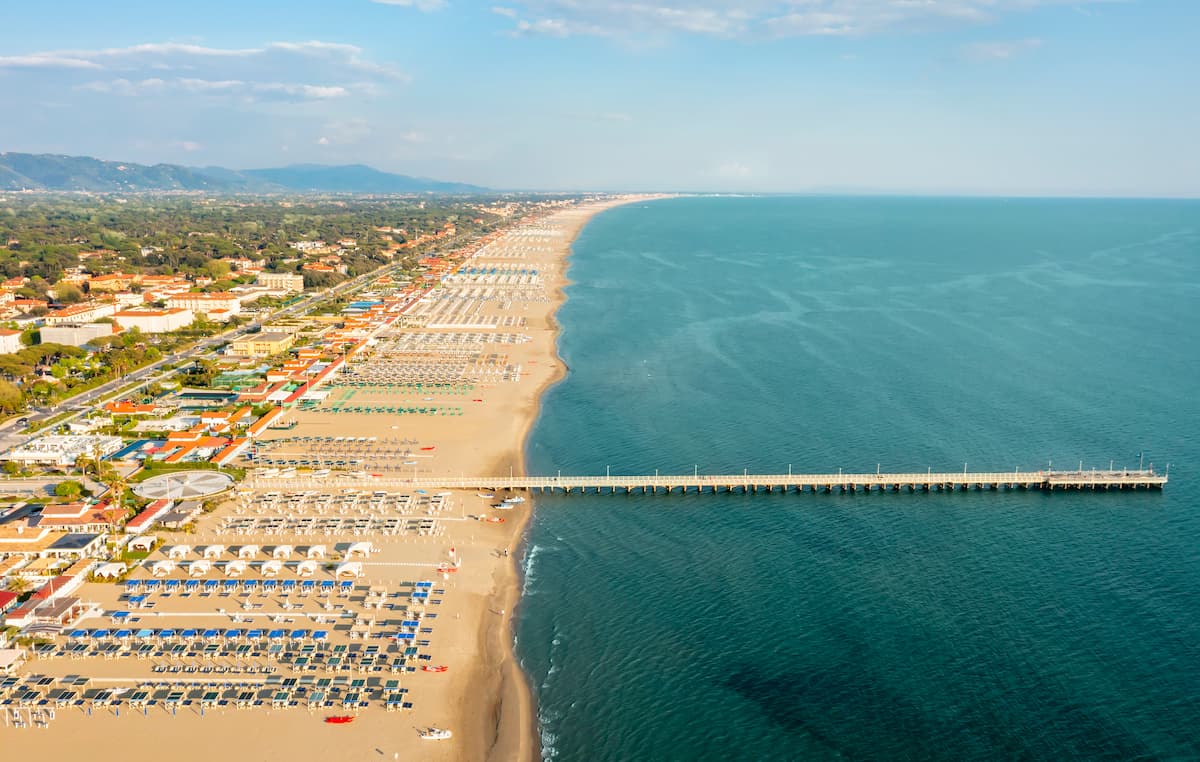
[{"xmin": 517, "ymin": 197, "xmax": 1200, "ymax": 761}]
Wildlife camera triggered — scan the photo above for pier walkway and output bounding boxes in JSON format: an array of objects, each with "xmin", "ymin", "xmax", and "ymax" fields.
[{"xmin": 247, "ymin": 469, "xmax": 1167, "ymax": 494}]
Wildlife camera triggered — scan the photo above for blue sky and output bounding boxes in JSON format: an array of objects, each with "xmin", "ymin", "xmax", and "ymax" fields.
[{"xmin": 1, "ymin": 1, "xmax": 1196, "ymax": 195}]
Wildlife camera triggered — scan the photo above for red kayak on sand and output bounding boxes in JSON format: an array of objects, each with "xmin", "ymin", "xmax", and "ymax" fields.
[
  {"xmin": 420, "ymin": 446, "xmax": 436, "ymax": 451},
  {"xmin": 325, "ymin": 716, "xmax": 355, "ymax": 724},
  {"xmin": 422, "ymin": 665, "xmax": 449, "ymax": 673}
]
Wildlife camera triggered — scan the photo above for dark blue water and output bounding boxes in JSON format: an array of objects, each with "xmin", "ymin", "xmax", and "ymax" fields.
[{"xmin": 517, "ymin": 197, "xmax": 1200, "ymax": 761}]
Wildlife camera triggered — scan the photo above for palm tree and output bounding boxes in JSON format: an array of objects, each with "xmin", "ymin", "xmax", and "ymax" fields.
[
  {"xmin": 5, "ymin": 576, "xmax": 31, "ymax": 596},
  {"xmin": 102, "ymin": 468, "xmax": 129, "ymax": 532}
]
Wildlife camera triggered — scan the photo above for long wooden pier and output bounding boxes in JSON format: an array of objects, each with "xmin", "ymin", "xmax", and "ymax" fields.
[{"xmin": 247, "ymin": 469, "xmax": 1167, "ymax": 493}]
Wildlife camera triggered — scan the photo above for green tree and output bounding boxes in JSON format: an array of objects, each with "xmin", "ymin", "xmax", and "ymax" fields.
[
  {"xmin": 53, "ymin": 281, "xmax": 85, "ymax": 304},
  {"xmin": 55, "ymin": 480, "xmax": 84, "ymax": 498},
  {"xmin": 0, "ymin": 378, "xmax": 24, "ymax": 413}
]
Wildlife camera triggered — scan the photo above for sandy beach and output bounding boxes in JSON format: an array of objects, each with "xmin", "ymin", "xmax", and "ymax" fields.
[{"xmin": 1, "ymin": 196, "xmax": 655, "ymax": 761}]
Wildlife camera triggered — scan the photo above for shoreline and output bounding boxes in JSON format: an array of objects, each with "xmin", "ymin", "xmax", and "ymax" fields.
[
  {"xmin": 484, "ymin": 195, "xmax": 665, "ymax": 762},
  {"xmin": 0, "ymin": 195, "xmax": 665, "ymax": 762}
]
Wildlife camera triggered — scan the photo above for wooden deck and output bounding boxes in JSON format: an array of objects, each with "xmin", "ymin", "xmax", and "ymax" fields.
[{"xmin": 247, "ymin": 469, "xmax": 1167, "ymax": 493}]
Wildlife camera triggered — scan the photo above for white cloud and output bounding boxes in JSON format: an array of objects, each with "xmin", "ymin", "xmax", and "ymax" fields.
[
  {"xmin": 499, "ymin": 1, "xmax": 1108, "ymax": 39},
  {"xmin": 492, "ymin": 6, "xmax": 518, "ymax": 18},
  {"xmin": 317, "ymin": 136, "xmax": 331, "ymax": 145},
  {"xmin": 716, "ymin": 161, "xmax": 752, "ymax": 178},
  {"xmin": 2, "ymin": 39, "xmax": 404, "ymax": 82},
  {"xmin": 176, "ymin": 141, "xmax": 203, "ymax": 152},
  {"xmin": 371, "ymin": 0, "xmax": 447, "ymax": 10},
  {"xmin": 961, "ymin": 37, "xmax": 1043, "ymax": 60},
  {"xmin": 0, "ymin": 54, "xmax": 103, "ymax": 70},
  {"xmin": 77, "ymin": 77, "xmax": 350, "ymax": 101}
]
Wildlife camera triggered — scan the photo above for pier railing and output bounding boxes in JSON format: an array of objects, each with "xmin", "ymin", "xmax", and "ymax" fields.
[{"xmin": 246, "ymin": 469, "xmax": 1167, "ymax": 493}]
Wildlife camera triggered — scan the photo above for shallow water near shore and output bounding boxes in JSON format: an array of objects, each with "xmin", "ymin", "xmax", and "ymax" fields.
[{"xmin": 518, "ymin": 196, "xmax": 1200, "ymax": 761}]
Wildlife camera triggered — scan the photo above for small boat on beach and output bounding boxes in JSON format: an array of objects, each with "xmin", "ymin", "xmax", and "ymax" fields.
[
  {"xmin": 324, "ymin": 716, "xmax": 355, "ymax": 724},
  {"xmin": 422, "ymin": 665, "xmax": 449, "ymax": 673},
  {"xmin": 420, "ymin": 446, "xmax": 436, "ymax": 451},
  {"xmin": 502, "ymin": 496, "xmax": 526, "ymax": 504},
  {"xmin": 477, "ymin": 493, "xmax": 495, "ymax": 498},
  {"xmin": 420, "ymin": 728, "xmax": 452, "ymax": 740},
  {"xmin": 485, "ymin": 516, "xmax": 506, "ymax": 524},
  {"xmin": 491, "ymin": 503, "xmax": 513, "ymax": 510}
]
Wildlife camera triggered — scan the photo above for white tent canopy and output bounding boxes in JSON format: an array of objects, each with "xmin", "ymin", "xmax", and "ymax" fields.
[
  {"xmin": 307, "ymin": 545, "xmax": 326, "ymax": 560},
  {"xmin": 167, "ymin": 545, "xmax": 192, "ymax": 560},
  {"xmin": 225, "ymin": 559, "xmax": 248, "ymax": 577},
  {"xmin": 261, "ymin": 559, "xmax": 284, "ymax": 577},
  {"xmin": 335, "ymin": 561, "xmax": 363, "ymax": 578},
  {"xmin": 128, "ymin": 536, "xmax": 156, "ymax": 553},
  {"xmin": 296, "ymin": 560, "xmax": 318, "ymax": 577},
  {"xmin": 238, "ymin": 544, "xmax": 260, "ymax": 559},
  {"xmin": 94, "ymin": 562, "xmax": 126, "ymax": 579},
  {"xmin": 203, "ymin": 544, "xmax": 226, "ymax": 559},
  {"xmin": 188, "ymin": 560, "xmax": 211, "ymax": 577},
  {"xmin": 151, "ymin": 560, "xmax": 175, "ymax": 577},
  {"xmin": 346, "ymin": 542, "xmax": 373, "ymax": 558},
  {"xmin": 272, "ymin": 544, "xmax": 293, "ymax": 560}
]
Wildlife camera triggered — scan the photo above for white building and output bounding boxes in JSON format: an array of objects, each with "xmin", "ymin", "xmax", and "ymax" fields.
[
  {"xmin": 113, "ymin": 308, "xmax": 194, "ymax": 334},
  {"xmin": 256, "ymin": 272, "xmax": 305, "ymax": 293},
  {"xmin": 0, "ymin": 328, "xmax": 22, "ymax": 354},
  {"xmin": 41, "ymin": 301, "xmax": 117, "ymax": 327},
  {"xmin": 40, "ymin": 323, "xmax": 120, "ymax": 347},
  {"xmin": 1, "ymin": 435, "xmax": 123, "ymax": 468},
  {"xmin": 166, "ymin": 293, "xmax": 241, "ymax": 321}
]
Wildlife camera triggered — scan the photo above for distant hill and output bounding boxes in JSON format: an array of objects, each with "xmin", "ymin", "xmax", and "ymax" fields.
[
  {"xmin": 243, "ymin": 164, "xmax": 485, "ymax": 194},
  {"xmin": 0, "ymin": 152, "xmax": 487, "ymax": 194}
]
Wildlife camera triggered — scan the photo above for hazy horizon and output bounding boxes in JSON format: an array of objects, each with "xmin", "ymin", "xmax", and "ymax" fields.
[{"xmin": 2, "ymin": 1, "xmax": 1197, "ymax": 197}]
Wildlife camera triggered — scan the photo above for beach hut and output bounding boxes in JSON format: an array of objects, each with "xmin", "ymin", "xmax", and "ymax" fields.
[
  {"xmin": 345, "ymin": 541, "xmax": 373, "ymax": 559},
  {"xmin": 261, "ymin": 559, "xmax": 284, "ymax": 577},
  {"xmin": 238, "ymin": 544, "xmax": 260, "ymax": 559},
  {"xmin": 203, "ymin": 544, "xmax": 226, "ymax": 560},
  {"xmin": 296, "ymin": 560, "xmax": 318, "ymax": 577},
  {"xmin": 150, "ymin": 560, "xmax": 175, "ymax": 577},
  {"xmin": 188, "ymin": 560, "xmax": 211, "ymax": 577},
  {"xmin": 335, "ymin": 562, "xmax": 363, "ymax": 579},
  {"xmin": 272, "ymin": 545, "xmax": 293, "ymax": 560},
  {"xmin": 128, "ymin": 536, "xmax": 156, "ymax": 553},
  {"xmin": 94, "ymin": 562, "xmax": 127, "ymax": 580},
  {"xmin": 167, "ymin": 545, "xmax": 192, "ymax": 560},
  {"xmin": 225, "ymin": 560, "xmax": 248, "ymax": 577},
  {"xmin": 307, "ymin": 544, "xmax": 327, "ymax": 560}
]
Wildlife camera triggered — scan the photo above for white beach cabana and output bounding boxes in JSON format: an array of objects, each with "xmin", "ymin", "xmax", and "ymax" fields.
[
  {"xmin": 225, "ymin": 560, "xmax": 248, "ymax": 577},
  {"xmin": 188, "ymin": 560, "xmax": 211, "ymax": 577},
  {"xmin": 345, "ymin": 542, "xmax": 373, "ymax": 559},
  {"xmin": 150, "ymin": 560, "xmax": 175, "ymax": 577},
  {"xmin": 306, "ymin": 545, "xmax": 326, "ymax": 560},
  {"xmin": 335, "ymin": 561, "xmax": 363, "ymax": 579},
  {"xmin": 237, "ymin": 544, "xmax": 260, "ymax": 559},
  {"xmin": 167, "ymin": 545, "xmax": 192, "ymax": 560},
  {"xmin": 261, "ymin": 559, "xmax": 284, "ymax": 577},
  {"xmin": 94, "ymin": 562, "xmax": 127, "ymax": 579},
  {"xmin": 203, "ymin": 544, "xmax": 226, "ymax": 560},
  {"xmin": 296, "ymin": 560, "xmax": 318, "ymax": 577},
  {"xmin": 128, "ymin": 536, "xmax": 156, "ymax": 553},
  {"xmin": 272, "ymin": 544, "xmax": 293, "ymax": 560}
]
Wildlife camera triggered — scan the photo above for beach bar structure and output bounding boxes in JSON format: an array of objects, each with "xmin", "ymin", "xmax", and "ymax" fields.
[{"xmin": 250, "ymin": 468, "xmax": 1168, "ymax": 495}]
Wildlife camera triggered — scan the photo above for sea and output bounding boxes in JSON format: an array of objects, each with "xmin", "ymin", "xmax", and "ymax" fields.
[{"xmin": 516, "ymin": 196, "xmax": 1200, "ymax": 761}]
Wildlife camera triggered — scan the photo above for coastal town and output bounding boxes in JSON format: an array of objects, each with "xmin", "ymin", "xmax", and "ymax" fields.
[{"xmin": 0, "ymin": 192, "xmax": 641, "ymax": 760}]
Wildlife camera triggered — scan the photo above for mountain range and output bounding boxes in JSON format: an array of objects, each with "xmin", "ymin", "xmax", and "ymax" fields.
[{"xmin": 0, "ymin": 152, "xmax": 487, "ymax": 194}]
